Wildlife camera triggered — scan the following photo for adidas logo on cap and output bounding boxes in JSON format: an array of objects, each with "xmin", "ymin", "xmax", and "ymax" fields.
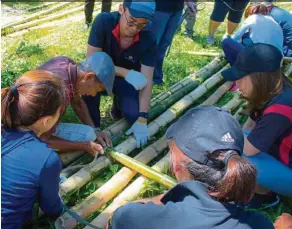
[{"xmin": 221, "ymin": 132, "xmax": 235, "ymax": 142}]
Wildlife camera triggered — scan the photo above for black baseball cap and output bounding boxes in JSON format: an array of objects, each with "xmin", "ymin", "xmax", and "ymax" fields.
[
  {"xmin": 222, "ymin": 43, "xmax": 283, "ymax": 82},
  {"xmin": 166, "ymin": 105, "xmax": 244, "ymax": 165}
]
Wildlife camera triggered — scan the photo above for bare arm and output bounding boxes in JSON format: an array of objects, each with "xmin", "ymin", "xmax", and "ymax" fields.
[
  {"xmin": 242, "ymin": 117, "xmax": 256, "ymax": 131},
  {"xmin": 71, "ymin": 96, "xmax": 95, "ymax": 128},
  {"xmin": 243, "ymin": 136, "xmax": 261, "ymax": 156},
  {"xmin": 139, "ymin": 64, "xmax": 154, "ymax": 116}
]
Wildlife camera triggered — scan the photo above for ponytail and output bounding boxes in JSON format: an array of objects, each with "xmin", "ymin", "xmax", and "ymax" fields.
[
  {"xmin": 1, "ymin": 70, "xmax": 65, "ymax": 129},
  {"xmin": 211, "ymin": 153, "xmax": 257, "ymax": 203}
]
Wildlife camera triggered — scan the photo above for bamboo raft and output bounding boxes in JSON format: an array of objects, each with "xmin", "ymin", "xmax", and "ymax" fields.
[{"xmin": 50, "ymin": 57, "xmax": 255, "ymax": 229}]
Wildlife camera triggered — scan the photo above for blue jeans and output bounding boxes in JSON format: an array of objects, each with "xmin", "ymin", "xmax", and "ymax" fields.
[
  {"xmin": 149, "ymin": 10, "xmax": 183, "ymax": 83},
  {"xmin": 222, "ymin": 35, "xmax": 253, "ymax": 66},
  {"xmin": 82, "ymin": 77, "xmax": 139, "ymax": 127},
  {"xmin": 55, "ymin": 123, "xmax": 96, "ymax": 142},
  {"xmin": 243, "ymin": 131, "xmax": 292, "ymax": 196}
]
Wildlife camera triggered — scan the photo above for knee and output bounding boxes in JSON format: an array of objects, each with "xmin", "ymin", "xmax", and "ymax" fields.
[{"xmin": 83, "ymin": 125, "xmax": 97, "ymax": 142}]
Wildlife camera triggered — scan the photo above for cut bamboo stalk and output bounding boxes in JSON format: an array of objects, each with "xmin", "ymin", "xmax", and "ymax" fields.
[
  {"xmin": 1, "ymin": 2, "xmax": 77, "ymax": 34},
  {"xmin": 284, "ymin": 63, "xmax": 292, "ymax": 77},
  {"xmin": 104, "ymin": 58, "xmax": 226, "ymax": 136},
  {"xmin": 2, "ymin": 4, "xmax": 85, "ymax": 35},
  {"xmin": 84, "ymin": 153, "xmax": 171, "ymax": 229},
  {"xmin": 202, "ymin": 81, "xmax": 233, "ymax": 105},
  {"xmin": 55, "ymin": 137, "xmax": 168, "ymax": 228},
  {"xmin": 59, "ymin": 67, "xmax": 225, "ymax": 198},
  {"xmin": 59, "ymin": 151, "xmax": 85, "ymax": 167},
  {"xmin": 56, "ymin": 73, "xmax": 229, "ymax": 228},
  {"xmin": 87, "ymin": 106, "xmax": 245, "ymax": 229},
  {"xmin": 221, "ymin": 93, "xmax": 242, "ymax": 112},
  {"xmin": 27, "ymin": 2, "xmax": 58, "ymax": 12}
]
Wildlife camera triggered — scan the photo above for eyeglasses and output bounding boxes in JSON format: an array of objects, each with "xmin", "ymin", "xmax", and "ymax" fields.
[{"xmin": 123, "ymin": 8, "xmax": 148, "ymax": 30}]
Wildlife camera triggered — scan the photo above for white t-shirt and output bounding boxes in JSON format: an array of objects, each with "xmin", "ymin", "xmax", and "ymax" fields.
[{"xmin": 233, "ymin": 14, "xmax": 284, "ymax": 53}]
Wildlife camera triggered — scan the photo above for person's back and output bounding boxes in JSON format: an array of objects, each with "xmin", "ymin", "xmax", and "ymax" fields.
[
  {"xmin": 111, "ymin": 180, "xmax": 274, "ymax": 229},
  {"xmin": 269, "ymin": 6, "xmax": 292, "ymax": 56},
  {"xmin": 234, "ymin": 14, "xmax": 283, "ymax": 52},
  {"xmin": 1, "ymin": 130, "xmax": 62, "ymax": 229}
]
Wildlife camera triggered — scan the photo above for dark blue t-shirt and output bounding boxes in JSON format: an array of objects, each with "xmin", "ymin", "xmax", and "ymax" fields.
[
  {"xmin": 155, "ymin": 0, "xmax": 184, "ymax": 12},
  {"xmin": 88, "ymin": 12, "xmax": 157, "ymax": 71},
  {"xmin": 248, "ymin": 87, "xmax": 292, "ymax": 168},
  {"xmin": 1, "ymin": 129, "xmax": 63, "ymax": 229},
  {"xmin": 110, "ymin": 181, "xmax": 274, "ymax": 229}
]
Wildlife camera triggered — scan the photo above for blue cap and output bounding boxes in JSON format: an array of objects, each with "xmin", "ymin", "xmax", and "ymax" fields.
[
  {"xmin": 123, "ymin": 1, "xmax": 156, "ymax": 20},
  {"xmin": 222, "ymin": 43, "xmax": 282, "ymax": 82},
  {"xmin": 166, "ymin": 105, "xmax": 244, "ymax": 165},
  {"xmin": 79, "ymin": 52, "xmax": 115, "ymax": 96}
]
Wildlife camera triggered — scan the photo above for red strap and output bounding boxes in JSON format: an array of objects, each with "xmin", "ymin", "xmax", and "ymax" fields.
[
  {"xmin": 279, "ymin": 134, "xmax": 292, "ymax": 166},
  {"xmin": 264, "ymin": 104, "xmax": 292, "ymax": 122}
]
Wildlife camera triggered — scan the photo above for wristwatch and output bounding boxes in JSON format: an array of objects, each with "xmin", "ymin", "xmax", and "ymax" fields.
[{"xmin": 139, "ymin": 112, "xmax": 149, "ymax": 119}]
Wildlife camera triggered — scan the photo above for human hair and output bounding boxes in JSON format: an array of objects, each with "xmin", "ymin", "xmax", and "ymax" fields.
[
  {"xmin": 169, "ymin": 142, "xmax": 257, "ymax": 203},
  {"xmin": 1, "ymin": 70, "xmax": 65, "ymax": 129},
  {"xmin": 244, "ymin": 70, "xmax": 292, "ymax": 116},
  {"xmin": 244, "ymin": 4, "xmax": 268, "ymax": 18}
]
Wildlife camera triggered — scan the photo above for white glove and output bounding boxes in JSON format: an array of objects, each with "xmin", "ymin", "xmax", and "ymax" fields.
[
  {"xmin": 125, "ymin": 70, "xmax": 148, "ymax": 90},
  {"xmin": 125, "ymin": 120, "xmax": 149, "ymax": 148}
]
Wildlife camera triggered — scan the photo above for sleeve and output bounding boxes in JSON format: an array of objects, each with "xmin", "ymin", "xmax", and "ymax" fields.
[
  {"xmin": 141, "ymin": 36, "xmax": 157, "ymax": 67},
  {"xmin": 88, "ymin": 13, "xmax": 107, "ymax": 48},
  {"xmin": 247, "ymin": 113, "xmax": 290, "ymax": 153},
  {"xmin": 39, "ymin": 151, "xmax": 63, "ymax": 216},
  {"xmin": 110, "ymin": 202, "xmax": 181, "ymax": 229},
  {"xmin": 232, "ymin": 16, "xmax": 254, "ymax": 41}
]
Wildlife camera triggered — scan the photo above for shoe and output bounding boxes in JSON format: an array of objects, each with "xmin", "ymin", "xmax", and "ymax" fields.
[
  {"xmin": 84, "ymin": 23, "xmax": 90, "ymax": 30},
  {"xmin": 206, "ymin": 35, "xmax": 215, "ymax": 45},
  {"xmin": 110, "ymin": 102, "xmax": 122, "ymax": 121},
  {"xmin": 244, "ymin": 192, "xmax": 280, "ymax": 210},
  {"xmin": 184, "ymin": 31, "xmax": 195, "ymax": 39}
]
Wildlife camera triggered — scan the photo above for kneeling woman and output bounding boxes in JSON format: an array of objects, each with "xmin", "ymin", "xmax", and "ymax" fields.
[
  {"xmin": 1, "ymin": 70, "xmax": 65, "ymax": 229},
  {"xmin": 108, "ymin": 106, "xmax": 274, "ymax": 229},
  {"xmin": 222, "ymin": 43, "xmax": 292, "ymax": 204}
]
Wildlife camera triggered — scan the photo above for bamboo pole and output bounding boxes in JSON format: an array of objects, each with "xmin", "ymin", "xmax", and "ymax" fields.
[
  {"xmin": 1, "ymin": 2, "xmax": 77, "ymax": 35},
  {"xmin": 284, "ymin": 64, "xmax": 292, "ymax": 77},
  {"xmin": 202, "ymin": 81, "xmax": 233, "ymax": 105},
  {"xmin": 55, "ymin": 137, "xmax": 168, "ymax": 228},
  {"xmin": 84, "ymin": 153, "xmax": 171, "ymax": 229},
  {"xmin": 2, "ymin": 4, "xmax": 85, "ymax": 35},
  {"xmin": 181, "ymin": 51, "xmax": 292, "ymax": 63},
  {"xmin": 104, "ymin": 58, "xmax": 226, "ymax": 136},
  {"xmin": 85, "ymin": 92, "xmax": 244, "ymax": 229},
  {"xmin": 221, "ymin": 93, "xmax": 242, "ymax": 112},
  {"xmin": 59, "ymin": 67, "xmax": 225, "ymax": 198}
]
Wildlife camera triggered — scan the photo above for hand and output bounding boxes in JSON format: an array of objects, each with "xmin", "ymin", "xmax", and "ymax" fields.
[
  {"xmin": 186, "ymin": 1, "xmax": 197, "ymax": 13},
  {"xmin": 95, "ymin": 131, "xmax": 112, "ymax": 147},
  {"xmin": 125, "ymin": 119, "xmax": 149, "ymax": 148},
  {"xmin": 274, "ymin": 213, "xmax": 292, "ymax": 229},
  {"xmin": 125, "ymin": 70, "xmax": 148, "ymax": 90},
  {"xmin": 84, "ymin": 141, "xmax": 104, "ymax": 156}
]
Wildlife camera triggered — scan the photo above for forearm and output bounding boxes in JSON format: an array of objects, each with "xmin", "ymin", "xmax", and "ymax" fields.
[
  {"xmin": 114, "ymin": 66, "xmax": 129, "ymax": 78},
  {"xmin": 135, "ymin": 193, "xmax": 165, "ymax": 205},
  {"xmin": 72, "ymin": 100, "xmax": 95, "ymax": 128},
  {"xmin": 40, "ymin": 134, "xmax": 88, "ymax": 152},
  {"xmin": 139, "ymin": 81, "xmax": 152, "ymax": 113},
  {"xmin": 242, "ymin": 117, "xmax": 256, "ymax": 131}
]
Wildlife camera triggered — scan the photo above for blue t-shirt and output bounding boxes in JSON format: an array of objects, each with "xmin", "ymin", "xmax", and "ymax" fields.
[
  {"xmin": 248, "ymin": 87, "xmax": 292, "ymax": 168},
  {"xmin": 88, "ymin": 12, "xmax": 157, "ymax": 71},
  {"xmin": 110, "ymin": 181, "xmax": 274, "ymax": 229},
  {"xmin": 1, "ymin": 129, "xmax": 63, "ymax": 229},
  {"xmin": 269, "ymin": 6, "xmax": 292, "ymax": 57}
]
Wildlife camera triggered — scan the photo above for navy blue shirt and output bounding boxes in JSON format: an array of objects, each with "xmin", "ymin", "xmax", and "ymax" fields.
[
  {"xmin": 110, "ymin": 181, "xmax": 274, "ymax": 229},
  {"xmin": 155, "ymin": 0, "xmax": 184, "ymax": 12},
  {"xmin": 88, "ymin": 12, "xmax": 157, "ymax": 71},
  {"xmin": 1, "ymin": 129, "xmax": 63, "ymax": 229},
  {"xmin": 248, "ymin": 87, "xmax": 292, "ymax": 167}
]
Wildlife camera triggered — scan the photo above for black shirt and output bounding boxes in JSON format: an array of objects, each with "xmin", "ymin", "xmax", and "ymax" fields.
[
  {"xmin": 155, "ymin": 0, "xmax": 184, "ymax": 12},
  {"xmin": 110, "ymin": 181, "xmax": 274, "ymax": 229},
  {"xmin": 88, "ymin": 12, "xmax": 157, "ymax": 71}
]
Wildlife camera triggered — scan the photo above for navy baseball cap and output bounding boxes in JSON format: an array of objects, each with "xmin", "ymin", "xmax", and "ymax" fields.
[
  {"xmin": 166, "ymin": 105, "xmax": 244, "ymax": 165},
  {"xmin": 123, "ymin": 1, "xmax": 156, "ymax": 21},
  {"xmin": 79, "ymin": 52, "xmax": 115, "ymax": 96},
  {"xmin": 222, "ymin": 43, "xmax": 283, "ymax": 82}
]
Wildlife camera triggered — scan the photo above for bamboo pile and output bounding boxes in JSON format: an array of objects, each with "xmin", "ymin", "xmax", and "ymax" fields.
[{"xmin": 54, "ymin": 56, "xmax": 248, "ymax": 228}]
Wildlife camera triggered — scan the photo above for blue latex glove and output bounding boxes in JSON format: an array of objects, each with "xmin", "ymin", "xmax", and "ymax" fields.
[
  {"xmin": 126, "ymin": 120, "xmax": 149, "ymax": 148},
  {"xmin": 125, "ymin": 70, "xmax": 148, "ymax": 90}
]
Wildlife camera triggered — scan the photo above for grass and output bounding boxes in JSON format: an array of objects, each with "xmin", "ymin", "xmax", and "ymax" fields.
[{"xmin": 2, "ymin": 2, "xmax": 292, "ymax": 228}]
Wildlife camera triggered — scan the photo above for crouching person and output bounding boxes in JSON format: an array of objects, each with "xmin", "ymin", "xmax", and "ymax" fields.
[
  {"xmin": 37, "ymin": 52, "xmax": 115, "ymax": 156},
  {"xmin": 108, "ymin": 105, "xmax": 274, "ymax": 229},
  {"xmin": 1, "ymin": 71, "xmax": 65, "ymax": 229}
]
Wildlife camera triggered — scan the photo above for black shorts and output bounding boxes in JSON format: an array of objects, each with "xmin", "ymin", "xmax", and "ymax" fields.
[{"xmin": 210, "ymin": 0, "xmax": 250, "ymax": 23}]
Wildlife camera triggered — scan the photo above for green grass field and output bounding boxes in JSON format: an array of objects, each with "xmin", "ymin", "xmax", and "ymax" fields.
[{"xmin": 1, "ymin": 2, "xmax": 292, "ymax": 228}]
